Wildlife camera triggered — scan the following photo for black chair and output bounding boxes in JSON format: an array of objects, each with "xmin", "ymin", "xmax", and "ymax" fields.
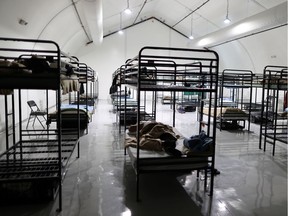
[{"xmin": 26, "ymin": 100, "xmax": 47, "ymax": 129}]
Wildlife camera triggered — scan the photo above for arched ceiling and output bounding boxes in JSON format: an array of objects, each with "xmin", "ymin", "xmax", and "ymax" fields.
[{"xmin": 0, "ymin": 0, "xmax": 286, "ymax": 54}]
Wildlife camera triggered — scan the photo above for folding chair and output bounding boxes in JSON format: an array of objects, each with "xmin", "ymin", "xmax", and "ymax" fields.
[{"xmin": 26, "ymin": 100, "xmax": 47, "ymax": 129}]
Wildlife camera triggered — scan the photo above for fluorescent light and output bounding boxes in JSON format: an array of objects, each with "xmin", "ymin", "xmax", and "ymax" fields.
[
  {"xmin": 118, "ymin": 12, "xmax": 124, "ymax": 35},
  {"xmin": 198, "ymin": 38, "xmax": 212, "ymax": 46},
  {"xmin": 124, "ymin": 8, "xmax": 132, "ymax": 15},
  {"xmin": 189, "ymin": 14, "xmax": 194, "ymax": 40},
  {"xmin": 224, "ymin": 17, "xmax": 231, "ymax": 24},
  {"xmin": 124, "ymin": 0, "xmax": 132, "ymax": 15},
  {"xmin": 224, "ymin": 0, "xmax": 231, "ymax": 24},
  {"xmin": 121, "ymin": 208, "xmax": 131, "ymax": 216}
]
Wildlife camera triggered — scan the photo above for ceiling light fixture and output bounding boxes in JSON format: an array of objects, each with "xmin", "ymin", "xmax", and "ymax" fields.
[
  {"xmin": 224, "ymin": 0, "xmax": 231, "ymax": 24},
  {"xmin": 189, "ymin": 14, "xmax": 194, "ymax": 40},
  {"xmin": 124, "ymin": 0, "xmax": 132, "ymax": 15},
  {"xmin": 118, "ymin": 12, "xmax": 124, "ymax": 34}
]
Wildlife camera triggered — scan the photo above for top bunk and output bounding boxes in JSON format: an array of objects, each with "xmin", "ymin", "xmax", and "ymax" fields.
[
  {"xmin": 217, "ymin": 69, "xmax": 254, "ymax": 107},
  {"xmin": 78, "ymin": 63, "xmax": 96, "ymax": 83},
  {"xmin": 262, "ymin": 65, "xmax": 288, "ymax": 90},
  {"xmin": 0, "ymin": 37, "xmax": 82, "ymax": 91},
  {"xmin": 219, "ymin": 69, "xmax": 253, "ymax": 89},
  {"xmin": 121, "ymin": 46, "xmax": 219, "ymax": 93}
]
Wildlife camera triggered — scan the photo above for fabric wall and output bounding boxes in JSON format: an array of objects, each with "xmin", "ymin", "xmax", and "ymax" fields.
[{"xmin": 76, "ymin": 19, "xmax": 190, "ymax": 99}]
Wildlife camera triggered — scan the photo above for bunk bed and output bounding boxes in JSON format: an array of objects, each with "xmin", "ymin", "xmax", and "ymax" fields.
[
  {"xmin": 70, "ymin": 63, "xmax": 98, "ymax": 109},
  {"xmin": 243, "ymin": 74, "xmax": 263, "ymax": 111},
  {"xmin": 111, "ymin": 67, "xmax": 154, "ymax": 130},
  {"xmin": 176, "ymin": 98, "xmax": 198, "ymax": 113},
  {"xmin": 176, "ymin": 64, "xmax": 203, "ymax": 112},
  {"xmin": 259, "ymin": 65, "xmax": 288, "ymax": 155},
  {"xmin": 215, "ymin": 69, "xmax": 253, "ymax": 130},
  {"xmin": 120, "ymin": 46, "xmax": 219, "ymax": 200},
  {"xmin": 116, "ymin": 89, "xmax": 154, "ymax": 128},
  {"xmin": 110, "ymin": 68, "xmax": 134, "ymax": 112},
  {"xmin": 46, "ymin": 106, "xmax": 91, "ymax": 130},
  {"xmin": 46, "ymin": 61, "xmax": 96, "ymax": 132},
  {"xmin": 112, "ymin": 97, "xmax": 138, "ymax": 113},
  {"xmin": 0, "ymin": 37, "xmax": 80, "ymax": 211},
  {"xmin": 199, "ymin": 70, "xmax": 253, "ymax": 131},
  {"xmin": 247, "ymin": 74, "xmax": 277, "ymax": 124}
]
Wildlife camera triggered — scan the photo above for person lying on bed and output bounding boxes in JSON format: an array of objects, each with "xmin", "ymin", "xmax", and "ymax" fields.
[{"xmin": 126, "ymin": 121, "xmax": 182, "ymax": 157}]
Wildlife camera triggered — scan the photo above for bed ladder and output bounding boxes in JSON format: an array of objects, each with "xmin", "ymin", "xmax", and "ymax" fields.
[{"xmin": 4, "ymin": 93, "xmax": 16, "ymax": 161}]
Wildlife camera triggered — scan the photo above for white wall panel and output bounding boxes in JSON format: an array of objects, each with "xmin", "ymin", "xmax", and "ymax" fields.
[
  {"xmin": 76, "ymin": 19, "xmax": 189, "ymax": 99},
  {"xmin": 214, "ymin": 25, "xmax": 287, "ymax": 74}
]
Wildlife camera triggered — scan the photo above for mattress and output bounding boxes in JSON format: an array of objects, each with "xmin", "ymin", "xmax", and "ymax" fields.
[
  {"xmin": 202, "ymin": 107, "xmax": 248, "ymax": 120},
  {"xmin": 47, "ymin": 108, "xmax": 90, "ymax": 129},
  {"xmin": 61, "ymin": 104, "xmax": 94, "ymax": 114},
  {"xmin": 125, "ymin": 127, "xmax": 213, "ymax": 172}
]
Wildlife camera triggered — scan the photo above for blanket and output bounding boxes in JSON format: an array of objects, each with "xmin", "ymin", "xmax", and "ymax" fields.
[
  {"xmin": 125, "ymin": 121, "xmax": 181, "ymax": 156},
  {"xmin": 0, "ymin": 60, "xmax": 31, "ymax": 95}
]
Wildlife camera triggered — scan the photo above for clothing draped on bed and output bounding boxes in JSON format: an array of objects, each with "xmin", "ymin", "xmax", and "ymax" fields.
[{"xmin": 126, "ymin": 121, "xmax": 213, "ymax": 157}]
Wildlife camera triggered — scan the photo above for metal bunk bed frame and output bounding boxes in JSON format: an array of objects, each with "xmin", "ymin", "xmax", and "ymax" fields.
[
  {"xmin": 122, "ymin": 46, "xmax": 219, "ymax": 201},
  {"xmin": 259, "ymin": 65, "xmax": 288, "ymax": 155},
  {"xmin": 0, "ymin": 37, "xmax": 81, "ymax": 212},
  {"xmin": 117, "ymin": 63, "xmax": 156, "ymax": 132},
  {"xmin": 218, "ymin": 69, "xmax": 253, "ymax": 131},
  {"xmin": 68, "ymin": 62, "xmax": 97, "ymax": 133}
]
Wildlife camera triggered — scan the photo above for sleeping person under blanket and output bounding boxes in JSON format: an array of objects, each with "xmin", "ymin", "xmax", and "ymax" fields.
[{"xmin": 126, "ymin": 121, "xmax": 182, "ymax": 157}]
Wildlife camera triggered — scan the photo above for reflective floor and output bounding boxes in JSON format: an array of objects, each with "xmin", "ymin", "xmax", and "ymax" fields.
[{"xmin": 0, "ymin": 99, "xmax": 287, "ymax": 216}]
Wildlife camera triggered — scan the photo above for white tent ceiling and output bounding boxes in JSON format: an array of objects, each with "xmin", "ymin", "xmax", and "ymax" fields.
[{"xmin": 0, "ymin": 0, "xmax": 286, "ymax": 54}]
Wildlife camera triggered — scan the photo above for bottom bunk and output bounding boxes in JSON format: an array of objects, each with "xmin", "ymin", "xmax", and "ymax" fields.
[
  {"xmin": 0, "ymin": 136, "xmax": 79, "ymax": 202},
  {"xmin": 71, "ymin": 94, "xmax": 97, "ymax": 107},
  {"xmin": 260, "ymin": 115, "xmax": 288, "ymax": 155},
  {"xmin": 202, "ymin": 107, "xmax": 249, "ymax": 130},
  {"xmin": 47, "ymin": 106, "xmax": 91, "ymax": 130},
  {"xmin": 124, "ymin": 121, "xmax": 215, "ymax": 200},
  {"xmin": 161, "ymin": 95, "xmax": 176, "ymax": 104},
  {"xmin": 177, "ymin": 99, "xmax": 198, "ymax": 113}
]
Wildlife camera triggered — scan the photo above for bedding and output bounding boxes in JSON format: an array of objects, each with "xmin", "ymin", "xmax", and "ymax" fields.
[
  {"xmin": 0, "ymin": 60, "xmax": 32, "ymax": 95},
  {"xmin": 125, "ymin": 121, "xmax": 213, "ymax": 157},
  {"xmin": 163, "ymin": 96, "xmax": 171, "ymax": 100},
  {"xmin": 47, "ymin": 108, "xmax": 90, "ymax": 129},
  {"xmin": 202, "ymin": 107, "xmax": 248, "ymax": 119},
  {"xmin": 219, "ymin": 107, "xmax": 248, "ymax": 118},
  {"xmin": 177, "ymin": 100, "xmax": 198, "ymax": 112},
  {"xmin": 162, "ymin": 96, "xmax": 175, "ymax": 104},
  {"xmin": 61, "ymin": 104, "xmax": 94, "ymax": 114},
  {"xmin": 202, "ymin": 107, "xmax": 249, "ymax": 130},
  {"xmin": 0, "ymin": 60, "xmax": 32, "ymax": 75},
  {"xmin": 125, "ymin": 121, "xmax": 213, "ymax": 172},
  {"xmin": 60, "ymin": 74, "xmax": 79, "ymax": 95},
  {"xmin": 0, "ymin": 58, "xmax": 80, "ymax": 95}
]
